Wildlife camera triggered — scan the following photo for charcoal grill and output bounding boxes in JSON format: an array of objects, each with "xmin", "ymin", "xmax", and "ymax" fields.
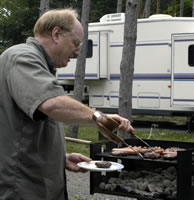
[{"xmin": 90, "ymin": 139, "xmax": 194, "ymax": 200}]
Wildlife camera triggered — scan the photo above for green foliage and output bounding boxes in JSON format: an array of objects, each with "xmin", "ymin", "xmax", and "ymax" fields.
[
  {"xmin": 64, "ymin": 0, "xmax": 82, "ymax": 16},
  {"xmin": 0, "ymin": 0, "xmax": 194, "ymax": 53},
  {"xmin": 50, "ymin": 0, "xmax": 65, "ymax": 8},
  {"xmin": 182, "ymin": 0, "xmax": 192, "ymax": 16},
  {"xmin": 89, "ymin": 0, "xmax": 118, "ymax": 22},
  {"xmin": 0, "ymin": 0, "xmax": 40, "ymax": 53},
  {"xmin": 164, "ymin": 0, "xmax": 193, "ymax": 17},
  {"xmin": 61, "ymin": 0, "xmax": 118, "ymax": 22}
]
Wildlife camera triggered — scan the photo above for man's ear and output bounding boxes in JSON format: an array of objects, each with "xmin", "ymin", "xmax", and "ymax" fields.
[{"xmin": 51, "ymin": 26, "xmax": 61, "ymax": 43}]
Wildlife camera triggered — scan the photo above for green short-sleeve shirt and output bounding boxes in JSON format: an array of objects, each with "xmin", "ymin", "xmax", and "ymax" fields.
[{"xmin": 0, "ymin": 37, "xmax": 67, "ymax": 200}]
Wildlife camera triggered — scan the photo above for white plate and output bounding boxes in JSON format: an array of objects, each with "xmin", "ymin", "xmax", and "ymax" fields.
[{"xmin": 77, "ymin": 161, "xmax": 124, "ymax": 172}]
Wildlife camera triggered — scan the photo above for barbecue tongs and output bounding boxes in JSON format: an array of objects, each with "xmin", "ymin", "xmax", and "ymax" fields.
[{"xmin": 93, "ymin": 112, "xmax": 150, "ymax": 159}]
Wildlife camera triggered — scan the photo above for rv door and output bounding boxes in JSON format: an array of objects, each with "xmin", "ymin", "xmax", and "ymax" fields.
[
  {"xmin": 171, "ymin": 33, "xmax": 194, "ymax": 107},
  {"xmin": 85, "ymin": 32, "xmax": 100, "ymax": 79},
  {"xmin": 86, "ymin": 31, "xmax": 108, "ymax": 79}
]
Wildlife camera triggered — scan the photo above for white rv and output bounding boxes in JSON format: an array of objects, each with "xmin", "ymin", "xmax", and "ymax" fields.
[{"xmin": 56, "ymin": 13, "xmax": 194, "ymax": 117}]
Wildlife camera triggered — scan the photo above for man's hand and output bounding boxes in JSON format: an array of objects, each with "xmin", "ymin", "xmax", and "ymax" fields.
[
  {"xmin": 92, "ymin": 111, "xmax": 135, "ymax": 144},
  {"xmin": 93, "ymin": 111, "xmax": 134, "ymax": 134},
  {"xmin": 106, "ymin": 114, "xmax": 134, "ymax": 134},
  {"xmin": 66, "ymin": 153, "xmax": 91, "ymax": 172}
]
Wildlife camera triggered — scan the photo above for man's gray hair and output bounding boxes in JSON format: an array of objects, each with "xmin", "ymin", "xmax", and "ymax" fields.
[{"xmin": 33, "ymin": 8, "xmax": 79, "ymax": 36}]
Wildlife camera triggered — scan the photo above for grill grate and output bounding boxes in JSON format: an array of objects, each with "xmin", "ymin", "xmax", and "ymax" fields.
[{"xmin": 90, "ymin": 139, "xmax": 194, "ymax": 200}]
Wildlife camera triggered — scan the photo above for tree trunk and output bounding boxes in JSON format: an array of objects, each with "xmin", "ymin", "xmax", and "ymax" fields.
[
  {"xmin": 66, "ymin": 0, "xmax": 91, "ymax": 138},
  {"xmin": 136, "ymin": 0, "xmax": 141, "ymax": 18},
  {"xmin": 39, "ymin": 0, "xmax": 49, "ymax": 16},
  {"xmin": 143, "ymin": 0, "xmax": 151, "ymax": 18},
  {"xmin": 117, "ymin": 0, "xmax": 123, "ymax": 13},
  {"xmin": 172, "ymin": 0, "xmax": 176, "ymax": 16},
  {"xmin": 156, "ymin": 0, "xmax": 160, "ymax": 14},
  {"xmin": 179, "ymin": 0, "xmax": 184, "ymax": 17},
  {"xmin": 118, "ymin": 0, "xmax": 137, "ymax": 139}
]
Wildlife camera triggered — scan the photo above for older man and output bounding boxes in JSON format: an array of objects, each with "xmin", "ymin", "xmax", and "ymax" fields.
[{"xmin": 0, "ymin": 8, "xmax": 134, "ymax": 200}]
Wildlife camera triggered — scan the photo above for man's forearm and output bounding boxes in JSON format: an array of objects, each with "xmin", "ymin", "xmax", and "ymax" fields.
[{"xmin": 38, "ymin": 95, "xmax": 95, "ymax": 125}]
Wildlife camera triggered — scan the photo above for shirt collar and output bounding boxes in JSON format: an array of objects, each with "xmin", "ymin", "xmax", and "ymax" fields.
[{"xmin": 26, "ymin": 37, "xmax": 55, "ymax": 75}]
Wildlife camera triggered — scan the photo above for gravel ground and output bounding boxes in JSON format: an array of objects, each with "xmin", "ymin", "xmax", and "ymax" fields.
[{"xmin": 66, "ymin": 171, "xmax": 137, "ymax": 200}]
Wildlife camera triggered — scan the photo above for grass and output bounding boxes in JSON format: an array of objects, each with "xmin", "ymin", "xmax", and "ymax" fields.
[
  {"xmin": 132, "ymin": 115, "xmax": 188, "ymax": 124},
  {"xmin": 135, "ymin": 129, "xmax": 194, "ymax": 142},
  {"xmin": 69, "ymin": 195, "xmax": 84, "ymax": 200},
  {"xmin": 65, "ymin": 126, "xmax": 101, "ymax": 157},
  {"xmin": 64, "ymin": 118, "xmax": 194, "ymax": 157}
]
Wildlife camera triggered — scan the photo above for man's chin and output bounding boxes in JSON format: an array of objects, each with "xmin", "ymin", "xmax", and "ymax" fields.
[
  {"xmin": 56, "ymin": 64, "xmax": 67, "ymax": 68},
  {"xmin": 63, "ymin": 62, "xmax": 68, "ymax": 67}
]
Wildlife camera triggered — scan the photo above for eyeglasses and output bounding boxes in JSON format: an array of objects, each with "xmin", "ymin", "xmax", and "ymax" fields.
[
  {"xmin": 72, "ymin": 37, "xmax": 83, "ymax": 49},
  {"xmin": 61, "ymin": 32, "xmax": 83, "ymax": 49}
]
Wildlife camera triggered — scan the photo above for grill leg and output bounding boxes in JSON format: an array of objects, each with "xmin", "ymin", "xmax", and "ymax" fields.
[{"xmin": 177, "ymin": 150, "xmax": 193, "ymax": 200}]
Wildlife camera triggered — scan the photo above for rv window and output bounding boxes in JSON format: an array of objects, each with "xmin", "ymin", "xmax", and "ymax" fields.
[
  {"xmin": 188, "ymin": 45, "xmax": 194, "ymax": 66},
  {"xmin": 87, "ymin": 39, "xmax": 93, "ymax": 58}
]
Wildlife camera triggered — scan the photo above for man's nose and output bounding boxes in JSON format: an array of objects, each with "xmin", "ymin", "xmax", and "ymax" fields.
[{"xmin": 72, "ymin": 49, "xmax": 80, "ymax": 58}]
